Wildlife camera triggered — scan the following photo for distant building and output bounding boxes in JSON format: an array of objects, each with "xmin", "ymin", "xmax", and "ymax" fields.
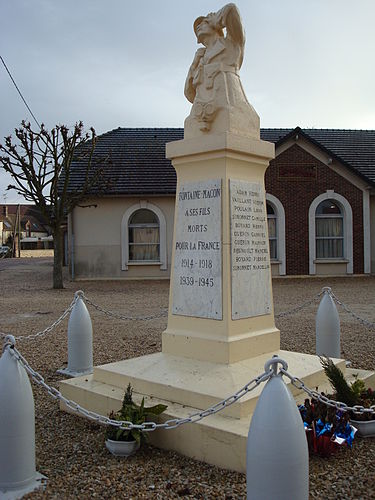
[
  {"xmin": 67, "ymin": 127, "xmax": 375, "ymax": 279},
  {"xmin": 0, "ymin": 204, "xmax": 53, "ymax": 254}
]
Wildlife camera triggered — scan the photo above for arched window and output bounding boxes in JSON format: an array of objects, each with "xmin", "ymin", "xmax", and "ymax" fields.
[
  {"xmin": 308, "ymin": 191, "xmax": 353, "ymax": 274},
  {"xmin": 267, "ymin": 203, "xmax": 277, "ymax": 260},
  {"xmin": 128, "ymin": 209, "xmax": 160, "ymax": 262},
  {"xmin": 121, "ymin": 201, "xmax": 167, "ymax": 270},
  {"xmin": 315, "ymin": 200, "xmax": 343, "ymax": 258},
  {"xmin": 266, "ymin": 194, "xmax": 286, "ymax": 275}
]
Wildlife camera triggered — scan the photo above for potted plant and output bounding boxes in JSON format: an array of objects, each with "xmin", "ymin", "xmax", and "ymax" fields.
[
  {"xmin": 105, "ymin": 383, "xmax": 167, "ymax": 456},
  {"xmin": 320, "ymin": 356, "xmax": 375, "ymax": 437}
]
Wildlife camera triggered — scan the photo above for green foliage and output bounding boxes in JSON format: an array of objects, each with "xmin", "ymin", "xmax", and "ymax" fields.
[
  {"xmin": 320, "ymin": 356, "xmax": 358, "ymax": 407},
  {"xmin": 106, "ymin": 383, "xmax": 167, "ymax": 444},
  {"xmin": 123, "ymin": 383, "xmax": 133, "ymax": 406},
  {"xmin": 350, "ymin": 376, "xmax": 366, "ymax": 399}
]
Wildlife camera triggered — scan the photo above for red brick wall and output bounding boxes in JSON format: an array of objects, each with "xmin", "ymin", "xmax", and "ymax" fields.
[{"xmin": 265, "ymin": 144, "xmax": 364, "ymax": 275}]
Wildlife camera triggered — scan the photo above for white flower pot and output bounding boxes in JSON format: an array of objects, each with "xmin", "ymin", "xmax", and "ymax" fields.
[
  {"xmin": 105, "ymin": 439, "xmax": 140, "ymax": 456},
  {"xmin": 350, "ymin": 419, "xmax": 375, "ymax": 438}
]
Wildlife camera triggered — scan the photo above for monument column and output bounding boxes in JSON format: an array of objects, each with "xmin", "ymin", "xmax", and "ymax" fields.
[
  {"xmin": 161, "ymin": 3, "xmax": 282, "ymax": 364},
  {"xmin": 163, "ymin": 133, "xmax": 280, "ymax": 364}
]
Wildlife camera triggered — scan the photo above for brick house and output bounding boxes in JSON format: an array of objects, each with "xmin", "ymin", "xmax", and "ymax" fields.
[{"xmin": 67, "ymin": 127, "xmax": 375, "ymax": 279}]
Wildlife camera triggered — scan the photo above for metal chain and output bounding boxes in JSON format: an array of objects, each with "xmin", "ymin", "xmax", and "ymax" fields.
[
  {"xmin": 328, "ymin": 290, "xmax": 375, "ymax": 330},
  {"xmin": 275, "ymin": 291, "xmax": 324, "ymax": 319},
  {"xmin": 82, "ymin": 293, "xmax": 168, "ymax": 321},
  {"xmin": 7, "ymin": 343, "xmax": 272, "ymax": 432},
  {"xmin": 280, "ymin": 368, "xmax": 375, "ymax": 416},
  {"xmin": 0, "ymin": 296, "xmax": 78, "ymax": 342},
  {"xmin": 1, "ymin": 286, "xmax": 373, "ymax": 346},
  {"xmin": 0, "ymin": 289, "xmax": 167, "ymax": 342},
  {"xmin": 5, "ymin": 340, "xmax": 374, "ymax": 432}
]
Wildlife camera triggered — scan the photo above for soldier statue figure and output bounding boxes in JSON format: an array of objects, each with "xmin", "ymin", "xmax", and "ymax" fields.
[{"xmin": 184, "ymin": 3, "xmax": 260, "ymax": 139}]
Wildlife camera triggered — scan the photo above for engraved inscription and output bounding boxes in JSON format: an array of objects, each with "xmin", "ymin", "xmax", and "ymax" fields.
[
  {"xmin": 230, "ymin": 179, "xmax": 272, "ymax": 319},
  {"xmin": 172, "ymin": 179, "xmax": 222, "ymax": 319}
]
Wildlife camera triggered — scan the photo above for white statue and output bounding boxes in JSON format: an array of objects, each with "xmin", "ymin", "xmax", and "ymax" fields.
[{"xmin": 184, "ymin": 3, "xmax": 260, "ymax": 139}]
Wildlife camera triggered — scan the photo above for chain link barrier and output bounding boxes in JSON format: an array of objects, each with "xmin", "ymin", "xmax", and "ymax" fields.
[
  {"xmin": 1, "ymin": 286, "xmax": 374, "ymax": 343},
  {"xmin": 275, "ymin": 287, "xmax": 375, "ymax": 332},
  {"xmin": 280, "ymin": 367, "xmax": 375, "ymax": 417},
  {"xmin": 3, "ymin": 339, "xmax": 374, "ymax": 434},
  {"xmin": 0, "ymin": 295, "xmax": 78, "ymax": 342},
  {"xmin": 81, "ymin": 292, "xmax": 168, "ymax": 322},
  {"xmin": 274, "ymin": 291, "xmax": 324, "ymax": 319},
  {"xmin": 327, "ymin": 289, "xmax": 375, "ymax": 330},
  {"xmin": 5, "ymin": 339, "xmax": 272, "ymax": 431},
  {"xmin": 0, "ymin": 290, "xmax": 167, "ymax": 342}
]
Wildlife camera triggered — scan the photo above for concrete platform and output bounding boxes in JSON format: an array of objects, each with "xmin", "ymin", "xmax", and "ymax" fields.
[
  {"xmin": 91, "ymin": 350, "xmax": 344, "ymax": 419},
  {"xmin": 59, "ymin": 350, "xmax": 374, "ymax": 472}
]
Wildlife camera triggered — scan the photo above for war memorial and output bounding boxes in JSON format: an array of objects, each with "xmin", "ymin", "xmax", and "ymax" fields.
[{"xmin": 59, "ymin": 3, "xmax": 373, "ymax": 473}]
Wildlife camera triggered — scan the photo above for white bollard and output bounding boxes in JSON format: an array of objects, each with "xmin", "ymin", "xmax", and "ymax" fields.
[
  {"xmin": 247, "ymin": 357, "xmax": 308, "ymax": 500},
  {"xmin": 0, "ymin": 336, "xmax": 46, "ymax": 498},
  {"xmin": 58, "ymin": 291, "xmax": 93, "ymax": 377},
  {"xmin": 316, "ymin": 287, "xmax": 340, "ymax": 358}
]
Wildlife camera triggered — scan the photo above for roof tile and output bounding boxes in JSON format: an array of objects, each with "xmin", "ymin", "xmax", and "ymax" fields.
[{"xmin": 68, "ymin": 127, "xmax": 375, "ymax": 194}]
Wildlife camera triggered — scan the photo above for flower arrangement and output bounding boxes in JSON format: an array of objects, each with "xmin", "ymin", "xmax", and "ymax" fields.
[
  {"xmin": 298, "ymin": 356, "xmax": 375, "ymax": 456},
  {"xmin": 298, "ymin": 396, "xmax": 356, "ymax": 457}
]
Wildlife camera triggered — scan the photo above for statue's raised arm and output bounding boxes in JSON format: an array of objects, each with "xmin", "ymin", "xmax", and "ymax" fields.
[
  {"xmin": 215, "ymin": 3, "xmax": 245, "ymax": 66},
  {"xmin": 184, "ymin": 3, "xmax": 259, "ymax": 139}
]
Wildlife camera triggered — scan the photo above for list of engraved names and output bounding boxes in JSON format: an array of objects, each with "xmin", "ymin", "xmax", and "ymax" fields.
[
  {"xmin": 230, "ymin": 179, "xmax": 271, "ymax": 319},
  {"xmin": 172, "ymin": 179, "xmax": 222, "ymax": 319}
]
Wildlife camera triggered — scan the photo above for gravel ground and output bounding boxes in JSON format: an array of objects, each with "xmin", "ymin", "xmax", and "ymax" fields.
[{"xmin": 0, "ymin": 258, "xmax": 374, "ymax": 499}]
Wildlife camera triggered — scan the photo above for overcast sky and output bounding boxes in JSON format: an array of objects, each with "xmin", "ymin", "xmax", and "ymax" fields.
[{"xmin": 1, "ymin": 0, "xmax": 375, "ymax": 202}]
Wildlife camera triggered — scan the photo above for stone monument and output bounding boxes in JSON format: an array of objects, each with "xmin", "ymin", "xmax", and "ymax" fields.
[
  {"xmin": 164, "ymin": 3, "xmax": 279, "ymax": 365},
  {"xmin": 60, "ymin": 4, "xmax": 355, "ymax": 472}
]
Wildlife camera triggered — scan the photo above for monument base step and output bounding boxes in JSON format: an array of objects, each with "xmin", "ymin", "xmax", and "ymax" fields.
[
  {"xmin": 60, "ymin": 376, "xmax": 252, "ymax": 472},
  {"xmin": 59, "ymin": 361, "xmax": 375, "ymax": 473},
  {"xmin": 87, "ymin": 349, "xmax": 346, "ymax": 418}
]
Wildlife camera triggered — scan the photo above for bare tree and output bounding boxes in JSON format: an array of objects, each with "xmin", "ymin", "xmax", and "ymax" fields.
[{"xmin": 0, "ymin": 120, "xmax": 107, "ymax": 289}]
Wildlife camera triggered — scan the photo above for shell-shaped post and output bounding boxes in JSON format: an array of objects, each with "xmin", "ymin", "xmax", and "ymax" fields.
[
  {"xmin": 0, "ymin": 342, "xmax": 46, "ymax": 497},
  {"xmin": 316, "ymin": 288, "xmax": 340, "ymax": 358},
  {"xmin": 246, "ymin": 369, "xmax": 308, "ymax": 500},
  {"xmin": 59, "ymin": 294, "xmax": 93, "ymax": 377}
]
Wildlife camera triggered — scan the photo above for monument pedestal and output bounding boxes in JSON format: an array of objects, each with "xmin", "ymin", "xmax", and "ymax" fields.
[
  {"xmin": 60, "ymin": 351, "xmax": 374, "ymax": 472},
  {"xmin": 163, "ymin": 132, "xmax": 279, "ymax": 364},
  {"xmin": 64, "ymin": 351, "xmax": 346, "ymax": 420}
]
